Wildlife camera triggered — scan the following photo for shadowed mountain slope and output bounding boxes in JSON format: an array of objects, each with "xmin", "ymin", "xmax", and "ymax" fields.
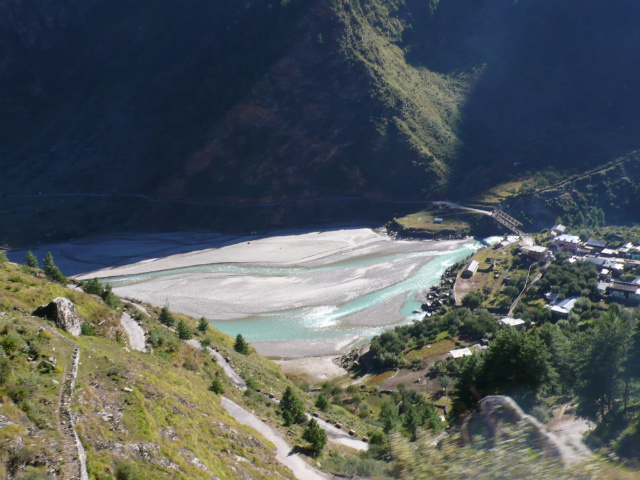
[{"xmin": 2, "ymin": 0, "xmax": 640, "ymax": 242}]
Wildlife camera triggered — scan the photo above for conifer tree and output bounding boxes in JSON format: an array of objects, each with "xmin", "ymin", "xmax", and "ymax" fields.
[
  {"xmin": 279, "ymin": 386, "xmax": 306, "ymax": 426},
  {"xmin": 43, "ymin": 252, "xmax": 67, "ymax": 285},
  {"xmin": 197, "ymin": 317, "xmax": 209, "ymax": 333},
  {"xmin": 176, "ymin": 319, "xmax": 193, "ymax": 340},
  {"xmin": 301, "ymin": 419, "xmax": 327, "ymax": 455},
  {"xmin": 26, "ymin": 250, "xmax": 38, "ymax": 268},
  {"xmin": 315, "ymin": 393, "xmax": 330, "ymax": 412},
  {"xmin": 158, "ymin": 306, "xmax": 175, "ymax": 327},
  {"xmin": 234, "ymin": 333, "xmax": 250, "ymax": 355}
]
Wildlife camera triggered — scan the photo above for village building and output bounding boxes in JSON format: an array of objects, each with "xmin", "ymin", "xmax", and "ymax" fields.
[
  {"xmin": 586, "ymin": 238, "xmax": 608, "ymax": 251},
  {"xmin": 552, "ymin": 234, "xmax": 581, "ymax": 253},
  {"xmin": 498, "ymin": 317, "xmax": 526, "ymax": 329},
  {"xmin": 462, "ymin": 260, "xmax": 479, "ymax": 278},
  {"xmin": 608, "ymin": 282, "xmax": 640, "ymax": 303},
  {"xmin": 433, "ymin": 217, "xmax": 443, "ymax": 224},
  {"xmin": 618, "ymin": 242, "xmax": 634, "ymax": 256},
  {"xmin": 546, "ymin": 296, "xmax": 578, "ymax": 318},
  {"xmin": 597, "ymin": 282, "xmax": 609, "ymax": 297},
  {"xmin": 449, "ymin": 347, "xmax": 473, "ymax": 359},
  {"xmin": 548, "ymin": 224, "xmax": 566, "ymax": 239},
  {"xmin": 585, "ymin": 256, "xmax": 623, "ymax": 275},
  {"xmin": 600, "ymin": 248, "xmax": 616, "ymax": 257},
  {"xmin": 521, "ymin": 245, "xmax": 549, "ymax": 261}
]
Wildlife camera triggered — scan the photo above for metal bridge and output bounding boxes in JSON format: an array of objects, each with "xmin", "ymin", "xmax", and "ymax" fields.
[{"xmin": 491, "ymin": 209, "xmax": 525, "ymax": 237}]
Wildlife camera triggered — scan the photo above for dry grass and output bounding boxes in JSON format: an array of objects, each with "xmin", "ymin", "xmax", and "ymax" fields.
[{"xmin": 404, "ymin": 340, "xmax": 456, "ymax": 362}]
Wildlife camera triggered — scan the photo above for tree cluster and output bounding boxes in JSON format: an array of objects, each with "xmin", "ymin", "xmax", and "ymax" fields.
[
  {"xmin": 368, "ymin": 308, "xmax": 498, "ymax": 371},
  {"xmin": 380, "ymin": 387, "xmax": 442, "ymax": 441},
  {"xmin": 82, "ymin": 277, "xmax": 118, "ymax": 308}
]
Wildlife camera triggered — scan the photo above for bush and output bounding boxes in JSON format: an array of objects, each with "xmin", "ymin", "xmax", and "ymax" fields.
[
  {"xmin": 114, "ymin": 460, "xmax": 138, "ymax": 480},
  {"xmin": 8, "ymin": 373, "xmax": 41, "ymax": 403},
  {"xmin": 1, "ymin": 331, "xmax": 25, "ymax": 356},
  {"xmin": 209, "ymin": 377, "xmax": 224, "ymax": 394},
  {"xmin": 0, "ymin": 355, "xmax": 12, "ymax": 384},
  {"xmin": 80, "ymin": 323, "xmax": 96, "ymax": 336}
]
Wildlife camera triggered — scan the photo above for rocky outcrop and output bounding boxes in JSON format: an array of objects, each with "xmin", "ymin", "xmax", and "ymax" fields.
[
  {"xmin": 33, "ymin": 297, "xmax": 82, "ymax": 336},
  {"xmin": 465, "ymin": 395, "xmax": 590, "ymax": 465}
]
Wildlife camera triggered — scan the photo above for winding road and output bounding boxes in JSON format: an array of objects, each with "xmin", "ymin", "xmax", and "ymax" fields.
[
  {"xmin": 120, "ymin": 312, "xmax": 146, "ymax": 352},
  {"xmin": 221, "ymin": 397, "xmax": 331, "ymax": 480}
]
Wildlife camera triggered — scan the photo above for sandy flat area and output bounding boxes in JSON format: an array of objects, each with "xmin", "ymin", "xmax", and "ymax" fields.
[
  {"xmin": 252, "ymin": 335, "xmax": 364, "ymax": 359},
  {"xmin": 12, "ymin": 228, "xmax": 469, "ymax": 358},
  {"xmin": 275, "ymin": 355, "xmax": 350, "ymax": 383}
]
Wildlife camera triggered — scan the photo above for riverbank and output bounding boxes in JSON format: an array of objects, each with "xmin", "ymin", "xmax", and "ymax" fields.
[{"xmin": 12, "ymin": 228, "xmax": 479, "ymax": 358}]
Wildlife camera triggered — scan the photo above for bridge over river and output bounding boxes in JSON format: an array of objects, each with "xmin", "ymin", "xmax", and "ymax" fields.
[{"xmin": 433, "ymin": 201, "xmax": 533, "ymax": 246}]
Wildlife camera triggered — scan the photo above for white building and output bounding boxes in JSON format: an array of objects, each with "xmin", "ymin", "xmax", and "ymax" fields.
[
  {"xmin": 449, "ymin": 347, "xmax": 473, "ymax": 359},
  {"xmin": 498, "ymin": 317, "xmax": 525, "ymax": 329}
]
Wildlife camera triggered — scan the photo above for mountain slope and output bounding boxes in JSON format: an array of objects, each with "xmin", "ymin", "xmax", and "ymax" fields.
[
  {"xmin": 0, "ymin": 261, "xmax": 297, "ymax": 479},
  {"xmin": 3, "ymin": 0, "xmax": 640, "ymax": 242}
]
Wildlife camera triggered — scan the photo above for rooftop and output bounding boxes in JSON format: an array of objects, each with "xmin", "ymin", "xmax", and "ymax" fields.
[
  {"xmin": 610, "ymin": 282, "xmax": 640, "ymax": 294},
  {"xmin": 586, "ymin": 239, "xmax": 607, "ymax": 248},
  {"xmin": 499, "ymin": 317, "xmax": 525, "ymax": 327},
  {"xmin": 555, "ymin": 234, "xmax": 580, "ymax": 244},
  {"xmin": 449, "ymin": 347, "xmax": 473, "ymax": 359},
  {"xmin": 523, "ymin": 245, "xmax": 548, "ymax": 253}
]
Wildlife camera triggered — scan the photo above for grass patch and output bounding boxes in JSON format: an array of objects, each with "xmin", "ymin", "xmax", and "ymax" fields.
[{"xmin": 404, "ymin": 339, "xmax": 456, "ymax": 362}]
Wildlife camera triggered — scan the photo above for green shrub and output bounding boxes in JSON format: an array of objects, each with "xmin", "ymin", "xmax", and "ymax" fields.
[
  {"xmin": 209, "ymin": 377, "xmax": 224, "ymax": 395},
  {"xmin": 80, "ymin": 323, "xmax": 96, "ymax": 336}
]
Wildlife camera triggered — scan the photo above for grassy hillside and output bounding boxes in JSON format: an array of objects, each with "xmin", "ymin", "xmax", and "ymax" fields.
[
  {"xmin": 0, "ymin": 260, "xmax": 299, "ymax": 479},
  {"xmin": 0, "ymin": 258, "xmax": 390, "ymax": 479}
]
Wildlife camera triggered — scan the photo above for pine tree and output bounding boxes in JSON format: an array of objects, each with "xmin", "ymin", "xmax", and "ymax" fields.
[
  {"xmin": 158, "ymin": 306, "xmax": 175, "ymax": 327},
  {"xmin": 26, "ymin": 250, "xmax": 38, "ymax": 268},
  {"xmin": 315, "ymin": 393, "xmax": 330, "ymax": 412},
  {"xmin": 43, "ymin": 252, "xmax": 67, "ymax": 285},
  {"xmin": 301, "ymin": 419, "xmax": 327, "ymax": 455},
  {"xmin": 176, "ymin": 319, "xmax": 193, "ymax": 340},
  {"xmin": 279, "ymin": 386, "xmax": 306, "ymax": 426},
  {"xmin": 234, "ymin": 334, "xmax": 250, "ymax": 355},
  {"xmin": 197, "ymin": 317, "xmax": 209, "ymax": 333}
]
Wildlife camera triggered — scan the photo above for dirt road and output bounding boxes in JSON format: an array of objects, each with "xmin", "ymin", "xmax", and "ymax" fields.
[
  {"xmin": 120, "ymin": 313, "xmax": 146, "ymax": 352},
  {"xmin": 221, "ymin": 397, "xmax": 332, "ymax": 480}
]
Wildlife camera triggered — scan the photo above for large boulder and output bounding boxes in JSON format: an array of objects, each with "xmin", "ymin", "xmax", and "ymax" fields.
[
  {"xmin": 464, "ymin": 395, "xmax": 590, "ymax": 465},
  {"xmin": 33, "ymin": 297, "xmax": 82, "ymax": 336}
]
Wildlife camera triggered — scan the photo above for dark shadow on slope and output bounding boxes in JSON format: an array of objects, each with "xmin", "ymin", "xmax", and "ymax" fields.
[{"xmin": 445, "ymin": 0, "xmax": 640, "ymax": 198}]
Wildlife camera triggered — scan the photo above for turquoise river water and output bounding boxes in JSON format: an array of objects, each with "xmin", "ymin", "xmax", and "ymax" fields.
[{"xmin": 107, "ymin": 237, "xmax": 499, "ymax": 342}]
